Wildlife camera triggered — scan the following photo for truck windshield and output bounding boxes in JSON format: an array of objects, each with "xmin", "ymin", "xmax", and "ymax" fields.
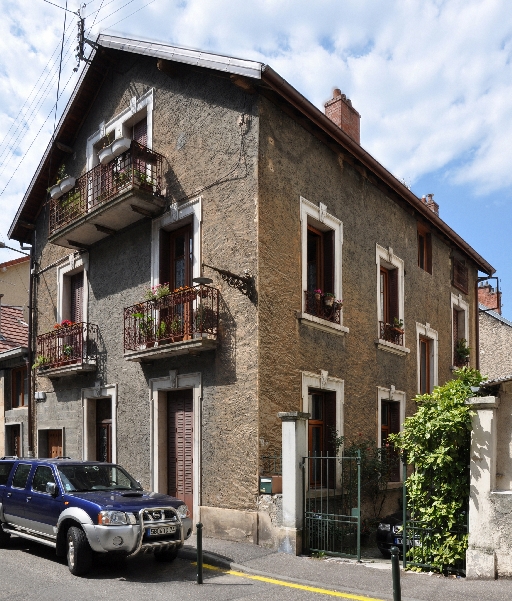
[{"xmin": 57, "ymin": 464, "xmax": 142, "ymax": 493}]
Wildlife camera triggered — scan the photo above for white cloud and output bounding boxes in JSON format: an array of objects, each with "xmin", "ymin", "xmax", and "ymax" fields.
[{"xmin": 1, "ymin": 0, "xmax": 512, "ymax": 258}]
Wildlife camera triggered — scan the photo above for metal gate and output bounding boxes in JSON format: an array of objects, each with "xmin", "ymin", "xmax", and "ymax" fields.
[
  {"xmin": 303, "ymin": 453, "xmax": 361, "ymax": 559},
  {"xmin": 401, "ymin": 457, "xmax": 468, "ymax": 575}
]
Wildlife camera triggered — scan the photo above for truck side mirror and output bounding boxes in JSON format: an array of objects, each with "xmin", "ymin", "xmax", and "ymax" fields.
[{"xmin": 46, "ymin": 482, "xmax": 58, "ymax": 496}]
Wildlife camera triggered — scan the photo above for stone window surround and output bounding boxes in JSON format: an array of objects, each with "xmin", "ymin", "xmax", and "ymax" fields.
[
  {"xmin": 301, "ymin": 370, "xmax": 344, "ymax": 491},
  {"xmin": 377, "ymin": 385, "xmax": 406, "ymax": 484},
  {"xmin": 81, "ymin": 383, "xmax": 118, "ymax": 463},
  {"xmin": 451, "ymin": 293, "xmax": 469, "ymax": 357},
  {"xmin": 149, "ymin": 371, "xmax": 202, "ymax": 525},
  {"xmin": 375, "ymin": 244, "xmax": 408, "ymax": 356},
  {"xmin": 5, "ymin": 421, "xmax": 23, "ymax": 457},
  {"xmin": 416, "ymin": 321, "xmax": 439, "ymax": 394},
  {"xmin": 150, "ymin": 197, "xmax": 202, "ymax": 288},
  {"xmin": 298, "ymin": 196, "xmax": 348, "ymax": 335},
  {"xmin": 56, "ymin": 253, "xmax": 89, "ymax": 324},
  {"xmin": 86, "ymin": 88, "xmax": 154, "ymax": 171}
]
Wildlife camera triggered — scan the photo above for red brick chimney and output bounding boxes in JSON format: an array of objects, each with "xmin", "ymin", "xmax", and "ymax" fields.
[
  {"xmin": 420, "ymin": 193, "xmax": 439, "ymax": 216},
  {"xmin": 324, "ymin": 88, "xmax": 360, "ymax": 144},
  {"xmin": 478, "ymin": 283, "xmax": 502, "ymax": 314}
]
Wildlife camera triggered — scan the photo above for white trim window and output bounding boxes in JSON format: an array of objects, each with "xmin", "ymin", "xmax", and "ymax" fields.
[
  {"xmin": 57, "ymin": 253, "xmax": 89, "ymax": 324},
  {"xmin": 86, "ymin": 89, "xmax": 154, "ymax": 170},
  {"xmin": 416, "ymin": 322, "xmax": 438, "ymax": 395},
  {"xmin": 377, "ymin": 386, "xmax": 406, "ymax": 482},
  {"xmin": 376, "ymin": 244, "xmax": 408, "ymax": 355},
  {"xmin": 451, "ymin": 293, "xmax": 469, "ymax": 367},
  {"xmin": 298, "ymin": 196, "xmax": 347, "ymax": 335}
]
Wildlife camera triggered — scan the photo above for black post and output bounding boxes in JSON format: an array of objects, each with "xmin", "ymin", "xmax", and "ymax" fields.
[
  {"xmin": 391, "ymin": 546, "xmax": 401, "ymax": 601},
  {"xmin": 196, "ymin": 522, "xmax": 203, "ymax": 585}
]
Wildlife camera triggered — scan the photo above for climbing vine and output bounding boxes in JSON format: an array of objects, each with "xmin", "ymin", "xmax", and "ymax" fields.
[{"xmin": 390, "ymin": 367, "xmax": 484, "ymax": 572}]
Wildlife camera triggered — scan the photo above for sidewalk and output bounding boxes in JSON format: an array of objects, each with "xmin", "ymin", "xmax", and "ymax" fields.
[{"xmin": 180, "ymin": 535, "xmax": 512, "ymax": 601}]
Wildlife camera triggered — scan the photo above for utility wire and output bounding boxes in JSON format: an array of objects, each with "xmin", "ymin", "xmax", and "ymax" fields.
[{"xmin": 99, "ymin": 0, "xmax": 156, "ymax": 29}]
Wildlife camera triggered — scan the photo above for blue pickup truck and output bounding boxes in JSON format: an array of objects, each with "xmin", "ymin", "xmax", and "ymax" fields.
[{"xmin": 0, "ymin": 457, "xmax": 192, "ymax": 575}]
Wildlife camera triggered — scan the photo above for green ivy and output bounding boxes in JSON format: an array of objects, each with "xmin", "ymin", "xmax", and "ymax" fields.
[{"xmin": 389, "ymin": 367, "xmax": 484, "ymax": 572}]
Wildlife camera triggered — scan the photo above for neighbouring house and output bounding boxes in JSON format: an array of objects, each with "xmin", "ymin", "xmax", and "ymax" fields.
[
  {"xmin": 478, "ymin": 283, "xmax": 512, "ymax": 380},
  {"xmin": 0, "ymin": 256, "xmax": 29, "ymax": 311},
  {"xmin": 7, "ymin": 35, "xmax": 494, "ymax": 552},
  {"xmin": 0, "ymin": 299, "xmax": 29, "ymax": 456}
]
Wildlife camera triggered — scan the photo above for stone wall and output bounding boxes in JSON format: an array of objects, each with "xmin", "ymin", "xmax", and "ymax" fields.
[{"xmin": 479, "ymin": 310, "xmax": 512, "ymax": 380}]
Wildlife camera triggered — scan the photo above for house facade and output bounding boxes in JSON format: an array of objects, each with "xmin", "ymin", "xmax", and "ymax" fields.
[{"xmin": 8, "ymin": 36, "xmax": 493, "ymax": 550}]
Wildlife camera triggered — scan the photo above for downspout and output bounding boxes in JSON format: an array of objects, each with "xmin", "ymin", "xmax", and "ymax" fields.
[
  {"xmin": 475, "ymin": 278, "xmax": 480, "ymax": 371},
  {"xmin": 27, "ymin": 231, "xmax": 35, "ymax": 457}
]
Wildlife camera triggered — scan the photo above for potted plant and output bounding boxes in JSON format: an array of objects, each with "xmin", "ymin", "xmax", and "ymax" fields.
[
  {"xmin": 314, "ymin": 289, "xmax": 322, "ymax": 301},
  {"xmin": 169, "ymin": 316, "xmax": 183, "ymax": 341},
  {"xmin": 134, "ymin": 169, "xmax": 153, "ymax": 192},
  {"xmin": 132, "ymin": 311, "xmax": 155, "ymax": 344},
  {"xmin": 391, "ymin": 317, "xmax": 404, "ymax": 333},
  {"xmin": 48, "ymin": 165, "xmax": 76, "ymax": 200},
  {"xmin": 145, "ymin": 283, "xmax": 170, "ymax": 302},
  {"xmin": 324, "ymin": 292, "xmax": 335, "ymax": 307},
  {"xmin": 98, "ymin": 132, "xmax": 115, "ymax": 165},
  {"xmin": 455, "ymin": 338, "xmax": 470, "ymax": 365},
  {"xmin": 33, "ymin": 355, "xmax": 50, "ymax": 370},
  {"xmin": 334, "ymin": 299, "xmax": 343, "ymax": 310},
  {"xmin": 111, "ymin": 136, "xmax": 131, "ymax": 158}
]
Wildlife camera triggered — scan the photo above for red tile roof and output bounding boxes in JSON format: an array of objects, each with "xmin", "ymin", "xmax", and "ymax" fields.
[
  {"xmin": 0, "ymin": 305, "xmax": 28, "ymax": 352},
  {"xmin": 0, "ymin": 256, "xmax": 29, "ymax": 269}
]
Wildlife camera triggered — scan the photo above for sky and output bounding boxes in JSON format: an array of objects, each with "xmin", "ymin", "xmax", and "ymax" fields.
[{"xmin": 0, "ymin": 0, "xmax": 511, "ymax": 316}]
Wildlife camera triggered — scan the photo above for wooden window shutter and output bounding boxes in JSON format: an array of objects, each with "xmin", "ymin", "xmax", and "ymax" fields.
[
  {"xmin": 426, "ymin": 233, "xmax": 432, "ymax": 274},
  {"xmin": 70, "ymin": 272, "xmax": 84, "ymax": 323},
  {"xmin": 388, "ymin": 268, "xmax": 399, "ymax": 322},
  {"xmin": 133, "ymin": 117, "xmax": 148, "ymax": 146},
  {"xmin": 323, "ymin": 230, "xmax": 335, "ymax": 295},
  {"xmin": 453, "ymin": 258, "xmax": 469, "ymax": 294},
  {"xmin": 389, "ymin": 402, "xmax": 401, "ymax": 435}
]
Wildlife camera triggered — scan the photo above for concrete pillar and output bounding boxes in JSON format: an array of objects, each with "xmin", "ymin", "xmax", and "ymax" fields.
[
  {"xmin": 278, "ymin": 411, "xmax": 309, "ymax": 555},
  {"xmin": 466, "ymin": 395, "xmax": 499, "ymax": 579}
]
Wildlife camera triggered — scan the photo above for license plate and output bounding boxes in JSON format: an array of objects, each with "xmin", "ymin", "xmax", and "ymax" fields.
[
  {"xmin": 147, "ymin": 525, "xmax": 176, "ymax": 536},
  {"xmin": 394, "ymin": 537, "xmax": 421, "ymax": 547}
]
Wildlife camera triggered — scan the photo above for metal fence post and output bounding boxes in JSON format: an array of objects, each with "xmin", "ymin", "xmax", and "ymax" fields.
[
  {"xmin": 196, "ymin": 522, "xmax": 203, "ymax": 584},
  {"xmin": 356, "ymin": 451, "xmax": 361, "ymax": 562},
  {"xmin": 391, "ymin": 546, "xmax": 402, "ymax": 601},
  {"xmin": 402, "ymin": 451, "xmax": 407, "ymax": 569}
]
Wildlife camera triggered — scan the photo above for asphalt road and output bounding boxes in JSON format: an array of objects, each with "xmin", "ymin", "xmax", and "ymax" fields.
[{"xmin": 0, "ymin": 536, "xmax": 382, "ymax": 601}]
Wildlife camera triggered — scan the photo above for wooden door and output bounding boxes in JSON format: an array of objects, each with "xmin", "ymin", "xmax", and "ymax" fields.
[
  {"xmin": 308, "ymin": 391, "xmax": 336, "ymax": 488},
  {"xmin": 167, "ymin": 390, "xmax": 193, "ymax": 520},
  {"xmin": 48, "ymin": 430, "xmax": 62, "ymax": 458},
  {"xmin": 9, "ymin": 425, "xmax": 21, "ymax": 457},
  {"xmin": 96, "ymin": 399, "xmax": 112, "ymax": 462}
]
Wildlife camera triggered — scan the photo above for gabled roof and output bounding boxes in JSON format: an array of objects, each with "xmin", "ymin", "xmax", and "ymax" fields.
[
  {"xmin": 8, "ymin": 35, "xmax": 494, "ymax": 276},
  {"xmin": 0, "ymin": 256, "xmax": 29, "ymax": 270},
  {"xmin": 0, "ymin": 305, "xmax": 28, "ymax": 353}
]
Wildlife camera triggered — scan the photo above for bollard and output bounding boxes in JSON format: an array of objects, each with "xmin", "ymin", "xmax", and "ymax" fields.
[
  {"xmin": 196, "ymin": 522, "xmax": 203, "ymax": 585},
  {"xmin": 391, "ymin": 546, "xmax": 401, "ymax": 601}
]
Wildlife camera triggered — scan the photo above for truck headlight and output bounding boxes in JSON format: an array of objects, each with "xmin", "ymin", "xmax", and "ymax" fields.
[
  {"xmin": 176, "ymin": 504, "xmax": 189, "ymax": 519},
  {"xmin": 98, "ymin": 510, "xmax": 129, "ymax": 526}
]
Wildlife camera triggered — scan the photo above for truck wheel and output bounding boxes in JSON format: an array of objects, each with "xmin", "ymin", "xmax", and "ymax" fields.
[
  {"xmin": 0, "ymin": 525, "xmax": 10, "ymax": 548},
  {"xmin": 67, "ymin": 526, "xmax": 93, "ymax": 576},
  {"xmin": 154, "ymin": 547, "xmax": 179, "ymax": 562}
]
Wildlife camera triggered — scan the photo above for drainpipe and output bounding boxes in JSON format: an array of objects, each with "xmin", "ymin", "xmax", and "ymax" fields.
[
  {"xmin": 27, "ymin": 233, "xmax": 35, "ymax": 457},
  {"xmin": 475, "ymin": 278, "xmax": 480, "ymax": 371}
]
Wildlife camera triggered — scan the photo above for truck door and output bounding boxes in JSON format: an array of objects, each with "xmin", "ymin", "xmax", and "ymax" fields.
[
  {"xmin": 3, "ymin": 463, "xmax": 33, "ymax": 529},
  {"xmin": 24, "ymin": 465, "xmax": 62, "ymax": 537}
]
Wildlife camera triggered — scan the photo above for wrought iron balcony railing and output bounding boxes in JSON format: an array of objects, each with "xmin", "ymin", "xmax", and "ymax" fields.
[
  {"xmin": 304, "ymin": 291, "xmax": 342, "ymax": 324},
  {"xmin": 379, "ymin": 321, "xmax": 404, "ymax": 346},
  {"xmin": 36, "ymin": 322, "xmax": 99, "ymax": 370},
  {"xmin": 49, "ymin": 141, "xmax": 164, "ymax": 235},
  {"xmin": 124, "ymin": 285, "xmax": 219, "ymax": 352}
]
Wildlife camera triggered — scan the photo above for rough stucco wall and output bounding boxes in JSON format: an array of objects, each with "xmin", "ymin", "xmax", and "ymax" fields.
[
  {"xmin": 256, "ymin": 94, "xmax": 479, "ymax": 457},
  {"xmin": 0, "ymin": 260, "xmax": 29, "ymax": 309},
  {"xmin": 32, "ymin": 53, "xmax": 260, "ymax": 511},
  {"xmin": 479, "ymin": 311, "xmax": 512, "ymax": 380}
]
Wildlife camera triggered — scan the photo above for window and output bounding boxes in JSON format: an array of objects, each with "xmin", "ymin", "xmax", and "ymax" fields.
[
  {"xmin": 377, "ymin": 386, "xmax": 405, "ymax": 482},
  {"xmin": 300, "ymin": 197, "xmax": 345, "ymax": 331},
  {"xmin": 417, "ymin": 224, "xmax": 432, "ymax": 273},
  {"xmin": 32, "ymin": 466, "xmax": 56, "ymax": 494},
  {"xmin": 12, "ymin": 463, "xmax": 31, "ymax": 489},
  {"xmin": 376, "ymin": 245, "xmax": 406, "ymax": 351},
  {"xmin": 416, "ymin": 322, "xmax": 438, "ymax": 394},
  {"xmin": 308, "ymin": 390, "xmax": 336, "ymax": 488},
  {"xmin": 57, "ymin": 254, "xmax": 88, "ymax": 325},
  {"xmin": 453, "ymin": 257, "xmax": 469, "ymax": 294},
  {"xmin": 451, "ymin": 294, "xmax": 469, "ymax": 367},
  {"xmin": 160, "ymin": 225, "xmax": 193, "ymax": 290},
  {"xmin": 11, "ymin": 366, "xmax": 27, "ymax": 408},
  {"xmin": 0, "ymin": 462, "xmax": 14, "ymax": 485}
]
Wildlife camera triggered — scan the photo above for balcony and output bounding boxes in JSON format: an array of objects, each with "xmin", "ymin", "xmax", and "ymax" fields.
[
  {"xmin": 48, "ymin": 141, "xmax": 165, "ymax": 249},
  {"xmin": 304, "ymin": 291, "xmax": 342, "ymax": 324},
  {"xmin": 379, "ymin": 321, "xmax": 404, "ymax": 347},
  {"xmin": 36, "ymin": 322, "xmax": 99, "ymax": 378},
  {"xmin": 124, "ymin": 285, "xmax": 219, "ymax": 362}
]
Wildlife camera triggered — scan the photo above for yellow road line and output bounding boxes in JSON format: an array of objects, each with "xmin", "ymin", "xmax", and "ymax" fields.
[{"xmin": 198, "ymin": 562, "xmax": 386, "ymax": 601}]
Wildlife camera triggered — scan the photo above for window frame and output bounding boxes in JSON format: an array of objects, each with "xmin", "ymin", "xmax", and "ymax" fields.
[
  {"xmin": 377, "ymin": 386, "xmax": 406, "ymax": 483},
  {"xmin": 452, "ymin": 257, "xmax": 469, "ymax": 295},
  {"xmin": 57, "ymin": 253, "xmax": 89, "ymax": 325},
  {"xmin": 451, "ymin": 293, "xmax": 469, "ymax": 366},
  {"xmin": 417, "ymin": 224, "xmax": 432, "ymax": 274},
  {"xmin": 299, "ymin": 197, "xmax": 346, "ymax": 333},
  {"xmin": 416, "ymin": 322, "xmax": 438, "ymax": 394},
  {"xmin": 11, "ymin": 365, "xmax": 27, "ymax": 409}
]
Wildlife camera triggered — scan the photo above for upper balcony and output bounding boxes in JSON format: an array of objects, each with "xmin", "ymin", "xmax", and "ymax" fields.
[
  {"xmin": 48, "ymin": 141, "xmax": 165, "ymax": 249},
  {"xmin": 35, "ymin": 322, "xmax": 99, "ymax": 379},
  {"xmin": 124, "ymin": 284, "xmax": 219, "ymax": 362}
]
